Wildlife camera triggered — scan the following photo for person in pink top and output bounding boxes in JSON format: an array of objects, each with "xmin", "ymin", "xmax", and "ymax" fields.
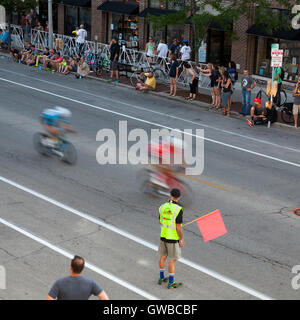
[{"xmin": 50, "ymin": 52, "xmax": 63, "ymax": 72}]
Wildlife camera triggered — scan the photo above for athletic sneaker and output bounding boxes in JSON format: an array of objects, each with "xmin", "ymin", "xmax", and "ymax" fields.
[
  {"xmin": 246, "ymin": 119, "xmax": 254, "ymax": 127},
  {"xmin": 114, "ymin": 79, "xmax": 119, "ymax": 83},
  {"xmin": 168, "ymin": 282, "xmax": 183, "ymax": 289},
  {"xmin": 107, "ymin": 78, "xmax": 113, "ymax": 82},
  {"xmin": 158, "ymin": 277, "xmax": 169, "ymax": 285}
]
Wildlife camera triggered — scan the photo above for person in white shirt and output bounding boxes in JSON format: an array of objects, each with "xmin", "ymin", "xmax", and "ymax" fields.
[
  {"xmin": 76, "ymin": 24, "xmax": 87, "ymax": 54},
  {"xmin": 157, "ymin": 40, "xmax": 168, "ymax": 59},
  {"xmin": 180, "ymin": 40, "xmax": 191, "ymax": 61}
]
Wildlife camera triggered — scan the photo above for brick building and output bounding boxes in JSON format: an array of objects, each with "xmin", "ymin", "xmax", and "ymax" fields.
[{"xmin": 40, "ymin": 0, "xmax": 300, "ymax": 82}]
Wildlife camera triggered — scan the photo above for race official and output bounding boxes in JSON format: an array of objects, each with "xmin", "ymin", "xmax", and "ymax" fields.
[{"xmin": 158, "ymin": 188, "xmax": 184, "ymax": 289}]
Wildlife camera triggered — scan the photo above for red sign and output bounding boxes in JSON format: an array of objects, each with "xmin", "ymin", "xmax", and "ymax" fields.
[{"xmin": 271, "ymin": 49, "xmax": 283, "ymax": 67}]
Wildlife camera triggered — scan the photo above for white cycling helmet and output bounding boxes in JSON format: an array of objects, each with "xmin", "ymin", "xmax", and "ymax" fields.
[{"xmin": 54, "ymin": 106, "xmax": 72, "ymax": 119}]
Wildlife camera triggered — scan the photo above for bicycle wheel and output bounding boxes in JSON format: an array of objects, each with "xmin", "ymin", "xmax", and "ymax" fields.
[
  {"xmin": 279, "ymin": 90, "xmax": 287, "ymax": 107},
  {"xmin": 256, "ymin": 90, "xmax": 262, "ymax": 100},
  {"xmin": 281, "ymin": 109, "xmax": 294, "ymax": 124},
  {"xmin": 130, "ymin": 72, "xmax": 139, "ymax": 87},
  {"xmin": 61, "ymin": 141, "xmax": 77, "ymax": 165},
  {"xmin": 153, "ymin": 69, "xmax": 167, "ymax": 83}
]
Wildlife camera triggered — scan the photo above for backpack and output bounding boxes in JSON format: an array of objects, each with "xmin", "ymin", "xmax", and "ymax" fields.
[
  {"xmin": 235, "ymin": 71, "xmax": 238, "ymax": 81},
  {"xmin": 279, "ymin": 67, "xmax": 285, "ymax": 80}
]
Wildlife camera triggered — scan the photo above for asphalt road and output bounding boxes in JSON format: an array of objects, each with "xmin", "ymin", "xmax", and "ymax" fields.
[{"xmin": 0, "ymin": 59, "xmax": 300, "ymax": 300}]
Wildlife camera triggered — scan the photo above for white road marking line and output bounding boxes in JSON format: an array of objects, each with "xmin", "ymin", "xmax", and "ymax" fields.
[
  {"xmin": 0, "ymin": 216, "xmax": 158, "ymax": 300},
  {"xmin": 0, "ymin": 76, "xmax": 300, "ymax": 169},
  {"xmin": 0, "ymin": 175, "xmax": 274, "ymax": 300},
  {"xmin": 1, "ymin": 67, "xmax": 300, "ymax": 154}
]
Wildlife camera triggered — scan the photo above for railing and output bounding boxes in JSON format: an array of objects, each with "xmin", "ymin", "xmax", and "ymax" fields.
[
  {"xmin": 28, "ymin": 28, "xmax": 209, "ymax": 88},
  {"xmin": 0, "ymin": 23, "xmax": 24, "ymax": 49}
]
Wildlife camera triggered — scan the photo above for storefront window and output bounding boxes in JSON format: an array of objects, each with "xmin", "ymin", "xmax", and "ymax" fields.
[
  {"xmin": 166, "ymin": 24, "xmax": 182, "ymax": 44},
  {"xmin": 254, "ymin": 36, "xmax": 300, "ymax": 82},
  {"xmin": 207, "ymin": 29, "xmax": 232, "ymax": 66},
  {"xmin": 149, "ymin": 0, "xmax": 184, "ymax": 10},
  {"xmin": 65, "ymin": 6, "xmax": 78, "ymax": 36},
  {"xmin": 79, "ymin": 7, "xmax": 91, "ymax": 39},
  {"xmin": 149, "ymin": 0, "xmax": 167, "ymax": 9},
  {"xmin": 168, "ymin": 0, "xmax": 185, "ymax": 10},
  {"xmin": 108, "ymin": 13, "xmax": 139, "ymax": 49}
]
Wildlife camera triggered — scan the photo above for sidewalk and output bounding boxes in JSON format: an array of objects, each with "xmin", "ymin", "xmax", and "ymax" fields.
[{"xmin": 0, "ymin": 50, "xmax": 297, "ymax": 132}]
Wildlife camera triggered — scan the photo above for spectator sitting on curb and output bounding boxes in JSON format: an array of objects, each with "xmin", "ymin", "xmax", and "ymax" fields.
[
  {"xmin": 46, "ymin": 255, "xmax": 109, "ymax": 300},
  {"xmin": 10, "ymin": 47, "xmax": 20, "ymax": 62},
  {"xmin": 43, "ymin": 48, "xmax": 57, "ymax": 69},
  {"xmin": 246, "ymin": 98, "xmax": 268, "ymax": 127},
  {"xmin": 136, "ymin": 71, "xmax": 156, "ymax": 91},
  {"xmin": 76, "ymin": 57, "xmax": 90, "ymax": 79},
  {"xmin": 20, "ymin": 42, "xmax": 32, "ymax": 63},
  {"xmin": 37, "ymin": 47, "xmax": 50, "ymax": 65},
  {"xmin": 50, "ymin": 52, "xmax": 63, "ymax": 72},
  {"xmin": 58, "ymin": 57, "xmax": 68, "ymax": 73},
  {"xmin": 25, "ymin": 45, "xmax": 39, "ymax": 66},
  {"xmin": 63, "ymin": 56, "xmax": 78, "ymax": 75}
]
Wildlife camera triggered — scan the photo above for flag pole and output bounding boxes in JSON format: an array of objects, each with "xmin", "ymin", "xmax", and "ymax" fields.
[
  {"xmin": 182, "ymin": 218, "xmax": 199, "ymax": 228},
  {"xmin": 182, "ymin": 210, "xmax": 218, "ymax": 228}
]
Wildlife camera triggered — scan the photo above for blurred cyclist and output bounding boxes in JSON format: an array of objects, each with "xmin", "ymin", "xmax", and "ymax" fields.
[
  {"xmin": 148, "ymin": 137, "xmax": 186, "ymax": 189},
  {"xmin": 40, "ymin": 106, "xmax": 75, "ymax": 147}
]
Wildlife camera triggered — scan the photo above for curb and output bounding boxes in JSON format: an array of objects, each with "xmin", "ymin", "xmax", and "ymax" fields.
[{"xmin": 1, "ymin": 51, "xmax": 298, "ymax": 133}]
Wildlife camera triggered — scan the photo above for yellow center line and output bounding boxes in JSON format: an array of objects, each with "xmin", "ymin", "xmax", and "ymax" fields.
[{"xmin": 148, "ymin": 164, "xmax": 231, "ymax": 192}]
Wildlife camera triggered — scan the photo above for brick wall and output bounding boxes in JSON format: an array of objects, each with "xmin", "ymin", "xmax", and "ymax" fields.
[
  {"xmin": 138, "ymin": 0, "xmax": 148, "ymax": 50},
  {"xmin": 91, "ymin": 0, "xmax": 107, "ymax": 43},
  {"xmin": 231, "ymin": 14, "xmax": 251, "ymax": 72},
  {"xmin": 57, "ymin": 4, "xmax": 64, "ymax": 35}
]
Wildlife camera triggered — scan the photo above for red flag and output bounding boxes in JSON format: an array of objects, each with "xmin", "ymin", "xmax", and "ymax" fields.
[{"xmin": 196, "ymin": 209, "xmax": 227, "ymax": 242}]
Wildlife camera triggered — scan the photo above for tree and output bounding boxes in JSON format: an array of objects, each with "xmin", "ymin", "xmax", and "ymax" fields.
[
  {"xmin": 0, "ymin": 0, "xmax": 37, "ymax": 49},
  {"xmin": 147, "ymin": 0, "xmax": 300, "ymax": 61}
]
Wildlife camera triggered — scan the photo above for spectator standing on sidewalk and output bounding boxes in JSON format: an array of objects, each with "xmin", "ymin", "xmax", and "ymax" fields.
[
  {"xmin": 292, "ymin": 77, "xmax": 300, "ymax": 128},
  {"xmin": 157, "ymin": 39, "xmax": 168, "ymax": 63},
  {"xmin": 180, "ymin": 40, "xmax": 191, "ymax": 62},
  {"xmin": 221, "ymin": 71, "xmax": 232, "ymax": 116},
  {"xmin": 46, "ymin": 255, "xmax": 109, "ymax": 300},
  {"xmin": 145, "ymin": 36, "xmax": 157, "ymax": 64},
  {"xmin": 241, "ymin": 70, "xmax": 256, "ymax": 116},
  {"xmin": 273, "ymin": 66, "xmax": 283, "ymax": 106},
  {"xmin": 107, "ymin": 36, "xmax": 120, "ymax": 83},
  {"xmin": 168, "ymin": 54, "xmax": 179, "ymax": 97},
  {"xmin": 76, "ymin": 24, "xmax": 87, "ymax": 55},
  {"xmin": 199, "ymin": 63, "xmax": 217, "ymax": 108},
  {"xmin": 183, "ymin": 62, "xmax": 198, "ymax": 101},
  {"xmin": 168, "ymin": 38, "xmax": 180, "ymax": 59}
]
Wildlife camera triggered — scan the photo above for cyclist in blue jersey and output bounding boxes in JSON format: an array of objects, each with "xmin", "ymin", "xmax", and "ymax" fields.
[{"xmin": 40, "ymin": 106, "xmax": 75, "ymax": 146}]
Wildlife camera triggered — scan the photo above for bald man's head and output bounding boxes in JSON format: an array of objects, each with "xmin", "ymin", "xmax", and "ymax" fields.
[{"xmin": 71, "ymin": 255, "xmax": 85, "ymax": 274}]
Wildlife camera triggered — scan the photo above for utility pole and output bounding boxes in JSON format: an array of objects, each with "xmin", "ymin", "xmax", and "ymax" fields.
[{"xmin": 48, "ymin": 0, "xmax": 53, "ymax": 49}]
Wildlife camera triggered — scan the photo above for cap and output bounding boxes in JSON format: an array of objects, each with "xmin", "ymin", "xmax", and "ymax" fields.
[
  {"xmin": 183, "ymin": 39, "xmax": 188, "ymax": 43},
  {"xmin": 112, "ymin": 35, "xmax": 118, "ymax": 40},
  {"xmin": 170, "ymin": 188, "xmax": 181, "ymax": 199},
  {"xmin": 254, "ymin": 98, "xmax": 261, "ymax": 104}
]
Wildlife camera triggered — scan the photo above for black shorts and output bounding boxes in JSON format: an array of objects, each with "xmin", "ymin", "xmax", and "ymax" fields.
[{"xmin": 110, "ymin": 60, "xmax": 118, "ymax": 71}]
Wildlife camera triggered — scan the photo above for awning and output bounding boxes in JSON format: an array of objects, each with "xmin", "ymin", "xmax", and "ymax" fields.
[
  {"xmin": 246, "ymin": 24, "xmax": 300, "ymax": 41},
  {"xmin": 139, "ymin": 8, "xmax": 176, "ymax": 18},
  {"xmin": 61, "ymin": 0, "xmax": 91, "ymax": 6},
  {"xmin": 97, "ymin": 1, "xmax": 139, "ymax": 15}
]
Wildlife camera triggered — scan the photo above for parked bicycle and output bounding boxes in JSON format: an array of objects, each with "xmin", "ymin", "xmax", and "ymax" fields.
[{"xmin": 255, "ymin": 79, "xmax": 287, "ymax": 107}]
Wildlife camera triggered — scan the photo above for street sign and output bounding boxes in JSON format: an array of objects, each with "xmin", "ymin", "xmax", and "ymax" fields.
[
  {"xmin": 271, "ymin": 49, "xmax": 283, "ymax": 67},
  {"xmin": 271, "ymin": 43, "xmax": 279, "ymax": 50}
]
